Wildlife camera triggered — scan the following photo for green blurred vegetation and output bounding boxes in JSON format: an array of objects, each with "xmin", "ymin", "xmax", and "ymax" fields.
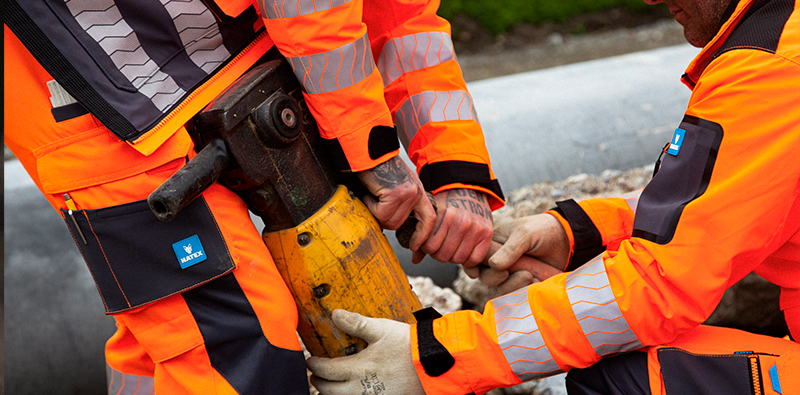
[{"xmin": 438, "ymin": 0, "xmax": 653, "ymax": 34}]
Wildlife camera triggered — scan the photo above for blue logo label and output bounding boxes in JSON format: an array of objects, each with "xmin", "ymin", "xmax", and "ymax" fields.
[
  {"xmin": 172, "ymin": 235, "xmax": 207, "ymax": 269},
  {"xmin": 667, "ymin": 128, "xmax": 685, "ymax": 156},
  {"xmin": 769, "ymin": 364, "xmax": 782, "ymax": 394}
]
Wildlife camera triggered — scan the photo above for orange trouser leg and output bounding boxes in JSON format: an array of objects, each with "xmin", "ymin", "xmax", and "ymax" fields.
[{"xmin": 102, "ymin": 184, "xmax": 309, "ymax": 395}]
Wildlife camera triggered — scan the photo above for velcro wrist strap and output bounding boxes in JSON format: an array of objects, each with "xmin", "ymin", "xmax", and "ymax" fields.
[
  {"xmin": 553, "ymin": 199, "xmax": 605, "ymax": 271},
  {"xmin": 413, "ymin": 307, "xmax": 455, "ymax": 377}
]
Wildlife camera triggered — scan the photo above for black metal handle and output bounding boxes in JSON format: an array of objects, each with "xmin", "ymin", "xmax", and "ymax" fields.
[{"xmin": 148, "ymin": 138, "xmax": 230, "ymax": 222}]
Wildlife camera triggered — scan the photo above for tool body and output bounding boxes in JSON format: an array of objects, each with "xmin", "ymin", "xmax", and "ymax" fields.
[{"xmin": 148, "ymin": 59, "xmax": 422, "ymax": 358}]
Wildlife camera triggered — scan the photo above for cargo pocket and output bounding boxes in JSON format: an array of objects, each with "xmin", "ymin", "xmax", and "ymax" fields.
[
  {"xmin": 658, "ymin": 347, "xmax": 776, "ymax": 395},
  {"xmin": 62, "ymin": 196, "xmax": 235, "ymax": 314}
]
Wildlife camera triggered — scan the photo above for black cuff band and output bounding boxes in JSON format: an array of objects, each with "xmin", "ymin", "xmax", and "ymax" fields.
[
  {"xmin": 418, "ymin": 160, "xmax": 505, "ymax": 201},
  {"xmin": 413, "ymin": 307, "xmax": 455, "ymax": 377},
  {"xmin": 553, "ymin": 199, "xmax": 605, "ymax": 271}
]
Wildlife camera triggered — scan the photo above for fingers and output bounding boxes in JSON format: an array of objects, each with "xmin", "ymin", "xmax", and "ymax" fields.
[
  {"xmin": 407, "ymin": 196, "xmax": 436, "ymax": 252},
  {"xmin": 307, "ymin": 356, "xmax": 353, "ymax": 383},
  {"xmin": 488, "ymin": 236, "xmax": 530, "ymax": 271},
  {"xmin": 420, "ymin": 189, "xmax": 493, "ymax": 265},
  {"xmin": 357, "ymin": 157, "xmax": 429, "ymax": 231},
  {"xmin": 478, "ymin": 265, "xmax": 509, "ymax": 287},
  {"xmin": 496, "ymin": 271, "xmax": 535, "ymax": 294},
  {"xmin": 463, "ymin": 265, "xmax": 480, "ymax": 279},
  {"xmin": 507, "ymin": 254, "xmax": 565, "ymax": 282}
]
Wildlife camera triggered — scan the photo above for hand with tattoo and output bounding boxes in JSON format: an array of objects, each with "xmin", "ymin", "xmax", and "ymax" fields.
[
  {"xmin": 357, "ymin": 156, "xmax": 436, "ymax": 252},
  {"xmin": 413, "ymin": 188, "xmax": 494, "ymax": 266}
]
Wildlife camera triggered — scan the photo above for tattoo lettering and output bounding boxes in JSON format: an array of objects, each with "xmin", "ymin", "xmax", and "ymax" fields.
[
  {"xmin": 360, "ymin": 372, "xmax": 386, "ymax": 395},
  {"xmin": 371, "ymin": 157, "xmax": 412, "ymax": 188},
  {"xmin": 445, "ymin": 190, "xmax": 492, "ymax": 221}
]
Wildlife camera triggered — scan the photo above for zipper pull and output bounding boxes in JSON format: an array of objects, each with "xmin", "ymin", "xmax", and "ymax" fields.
[
  {"xmin": 64, "ymin": 193, "xmax": 88, "ymax": 245},
  {"xmin": 652, "ymin": 142, "xmax": 670, "ymax": 178}
]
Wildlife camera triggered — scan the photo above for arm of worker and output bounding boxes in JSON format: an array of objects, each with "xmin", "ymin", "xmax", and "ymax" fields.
[
  {"xmin": 256, "ymin": 2, "xmax": 440, "ymax": 251},
  {"xmin": 308, "ymin": 48, "xmax": 800, "ymax": 394},
  {"xmin": 363, "ymin": 1, "xmax": 504, "ymax": 266}
]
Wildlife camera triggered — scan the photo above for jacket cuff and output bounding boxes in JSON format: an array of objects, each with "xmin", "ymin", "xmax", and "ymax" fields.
[
  {"xmin": 320, "ymin": 125, "xmax": 400, "ymax": 172},
  {"xmin": 419, "ymin": 160, "xmax": 505, "ymax": 210},
  {"xmin": 550, "ymin": 199, "xmax": 606, "ymax": 272}
]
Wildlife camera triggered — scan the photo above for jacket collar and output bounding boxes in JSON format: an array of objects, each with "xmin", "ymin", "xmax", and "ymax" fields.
[{"xmin": 681, "ymin": 0, "xmax": 754, "ymax": 88}]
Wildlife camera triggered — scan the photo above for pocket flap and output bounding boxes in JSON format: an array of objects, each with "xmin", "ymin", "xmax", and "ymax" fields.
[{"xmin": 36, "ymin": 126, "xmax": 191, "ymax": 195}]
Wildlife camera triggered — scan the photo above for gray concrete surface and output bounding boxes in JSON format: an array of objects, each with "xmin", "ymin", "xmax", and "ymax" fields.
[
  {"xmin": 3, "ymin": 43, "xmax": 696, "ymax": 394},
  {"xmin": 470, "ymin": 43, "xmax": 696, "ymax": 191},
  {"xmin": 4, "ymin": 163, "xmax": 116, "ymax": 395}
]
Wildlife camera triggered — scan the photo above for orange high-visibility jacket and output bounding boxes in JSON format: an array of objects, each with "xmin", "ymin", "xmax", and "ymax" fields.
[
  {"xmin": 410, "ymin": 0, "xmax": 799, "ymax": 393},
  {"xmin": 5, "ymin": 0, "xmax": 504, "ymax": 210}
]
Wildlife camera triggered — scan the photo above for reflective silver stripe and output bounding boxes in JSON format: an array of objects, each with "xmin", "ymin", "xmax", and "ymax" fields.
[
  {"xmin": 565, "ymin": 257, "xmax": 643, "ymax": 357},
  {"xmin": 107, "ymin": 364, "xmax": 155, "ymax": 395},
  {"xmin": 395, "ymin": 90, "xmax": 479, "ymax": 149},
  {"xmin": 66, "ymin": 0, "xmax": 185, "ymax": 111},
  {"xmin": 377, "ymin": 31, "xmax": 455, "ymax": 87},
  {"xmin": 259, "ymin": 0, "xmax": 350, "ymax": 19},
  {"xmin": 491, "ymin": 288, "xmax": 563, "ymax": 381},
  {"xmin": 619, "ymin": 190, "xmax": 642, "ymax": 212},
  {"xmin": 161, "ymin": 0, "xmax": 231, "ymax": 73},
  {"xmin": 286, "ymin": 33, "xmax": 374, "ymax": 94}
]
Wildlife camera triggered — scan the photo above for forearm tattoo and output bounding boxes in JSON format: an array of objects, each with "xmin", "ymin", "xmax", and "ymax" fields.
[{"xmin": 371, "ymin": 157, "xmax": 412, "ymax": 188}]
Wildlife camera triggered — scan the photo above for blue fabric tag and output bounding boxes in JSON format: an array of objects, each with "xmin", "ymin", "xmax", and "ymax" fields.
[
  {"xmin": 769, "ymin": 364, "xmax": 782, "ymax": 394},
  {"xmin": 172, "ymin": 235, "xmax": 207, "ymax": 269},
  {"xmin": 667, "ymin": 128, "xmax": 686, "ymax": 156}
]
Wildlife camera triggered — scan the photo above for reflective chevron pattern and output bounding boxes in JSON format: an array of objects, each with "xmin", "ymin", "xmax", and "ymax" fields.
[
  {"xmin": 65, "ymin": 0, "xmax": 186, "ymax": 111},
  {"xmin": 394, "ymin": 90, "xmax": 478, "ymax": 149},
  {"xmin": 258, "ymin": 0, "xmax": 350, "ymax": 19},
  {"xmin": 286, "ymin": 33, "xmax": 374, "ymax": 94},
  {"xmin": 619, "ymin": 190, "xmax": 642, "ymax": 212},
  {"xmin": 377, "ymin": 31, "xmax": 455, "ymax": 87},
  {"xmin": 106, "ymin": 364, "xmax": 155, "ymax": 395},
  {"xmin": 565, "ymin": 257, "xmax": 643, "ymax": 357},
  {"xmin": 491, "ymin": 288, "xmax": 563, "ymax": 381},
  {"xmin": 160, "ymin": 0, "xmax": 230, "ymax": 73}
]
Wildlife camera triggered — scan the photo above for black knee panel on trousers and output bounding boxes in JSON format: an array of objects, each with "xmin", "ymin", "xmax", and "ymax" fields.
[{"xmin": 566, "ymin": 352, "xmax": 651, "ymax": 395}]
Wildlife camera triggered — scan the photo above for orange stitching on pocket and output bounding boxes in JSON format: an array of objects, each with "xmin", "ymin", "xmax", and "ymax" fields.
[{"xmin": 83, "ymin": 211, "xmax": 131, "ymax": 308}]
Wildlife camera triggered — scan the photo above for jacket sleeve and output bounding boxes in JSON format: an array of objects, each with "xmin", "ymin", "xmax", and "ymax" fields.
[
  {"xmin": 366, "ymin": 0, "xmax": 504, "ymax": 208},
  {"xmin": 410, "ymin": 48, "xmax": 800, "ymax": 394},
  {"xmin": 257, "ymin": 0, "xmax": 398, "ymax": 173},
  {"xmin": 257, "ymin": 0, "xmax": 504, "ymax": 207}
]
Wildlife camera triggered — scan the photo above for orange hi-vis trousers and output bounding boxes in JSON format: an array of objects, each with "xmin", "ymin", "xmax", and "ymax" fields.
[{"xmin": 5, "ymin": 25, "xmax": 309, "ymax": 394}]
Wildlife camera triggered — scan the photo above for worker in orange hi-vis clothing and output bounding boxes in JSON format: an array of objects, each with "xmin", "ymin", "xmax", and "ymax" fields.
[
  {"xmin": 306, "ymin": 0, "xmax": 800, "ymax": 394},
  {"xmin": 4, "ymin": 0, "xmax": 503, "ymax": 393}
]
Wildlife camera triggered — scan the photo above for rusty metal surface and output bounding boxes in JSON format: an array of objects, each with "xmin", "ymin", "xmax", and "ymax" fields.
[{"xmin": 155, "ymin": 59, "xmax": 341, "ymax": 231}]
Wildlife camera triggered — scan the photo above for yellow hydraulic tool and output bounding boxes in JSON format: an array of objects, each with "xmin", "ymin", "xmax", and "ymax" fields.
[
  {"xmin": 148, "ymin": 57, "xmax": 422, "ymax": 358},
  {"xmin": 264, "ymin": 185, "xmax": 421, "ymax": 356}
]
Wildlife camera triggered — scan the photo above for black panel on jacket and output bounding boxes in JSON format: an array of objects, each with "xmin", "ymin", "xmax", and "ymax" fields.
[
  {"xmin": 632, "ymin": 115, "xmax": 723, "ymax": 244},
  {"xmin": 715, "ymin": 0, "xmax": 794, "ymax": 57}
]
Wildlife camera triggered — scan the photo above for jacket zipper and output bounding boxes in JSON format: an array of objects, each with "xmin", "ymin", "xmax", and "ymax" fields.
[{"xmin": 135, "ymin": 29, "xmax": 270, "ymax": 143}]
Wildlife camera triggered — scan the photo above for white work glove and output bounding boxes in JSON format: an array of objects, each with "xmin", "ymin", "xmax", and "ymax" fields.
[{"xmin": 306, "ymin": 310, "xmax": 425, "ymax": 395}]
